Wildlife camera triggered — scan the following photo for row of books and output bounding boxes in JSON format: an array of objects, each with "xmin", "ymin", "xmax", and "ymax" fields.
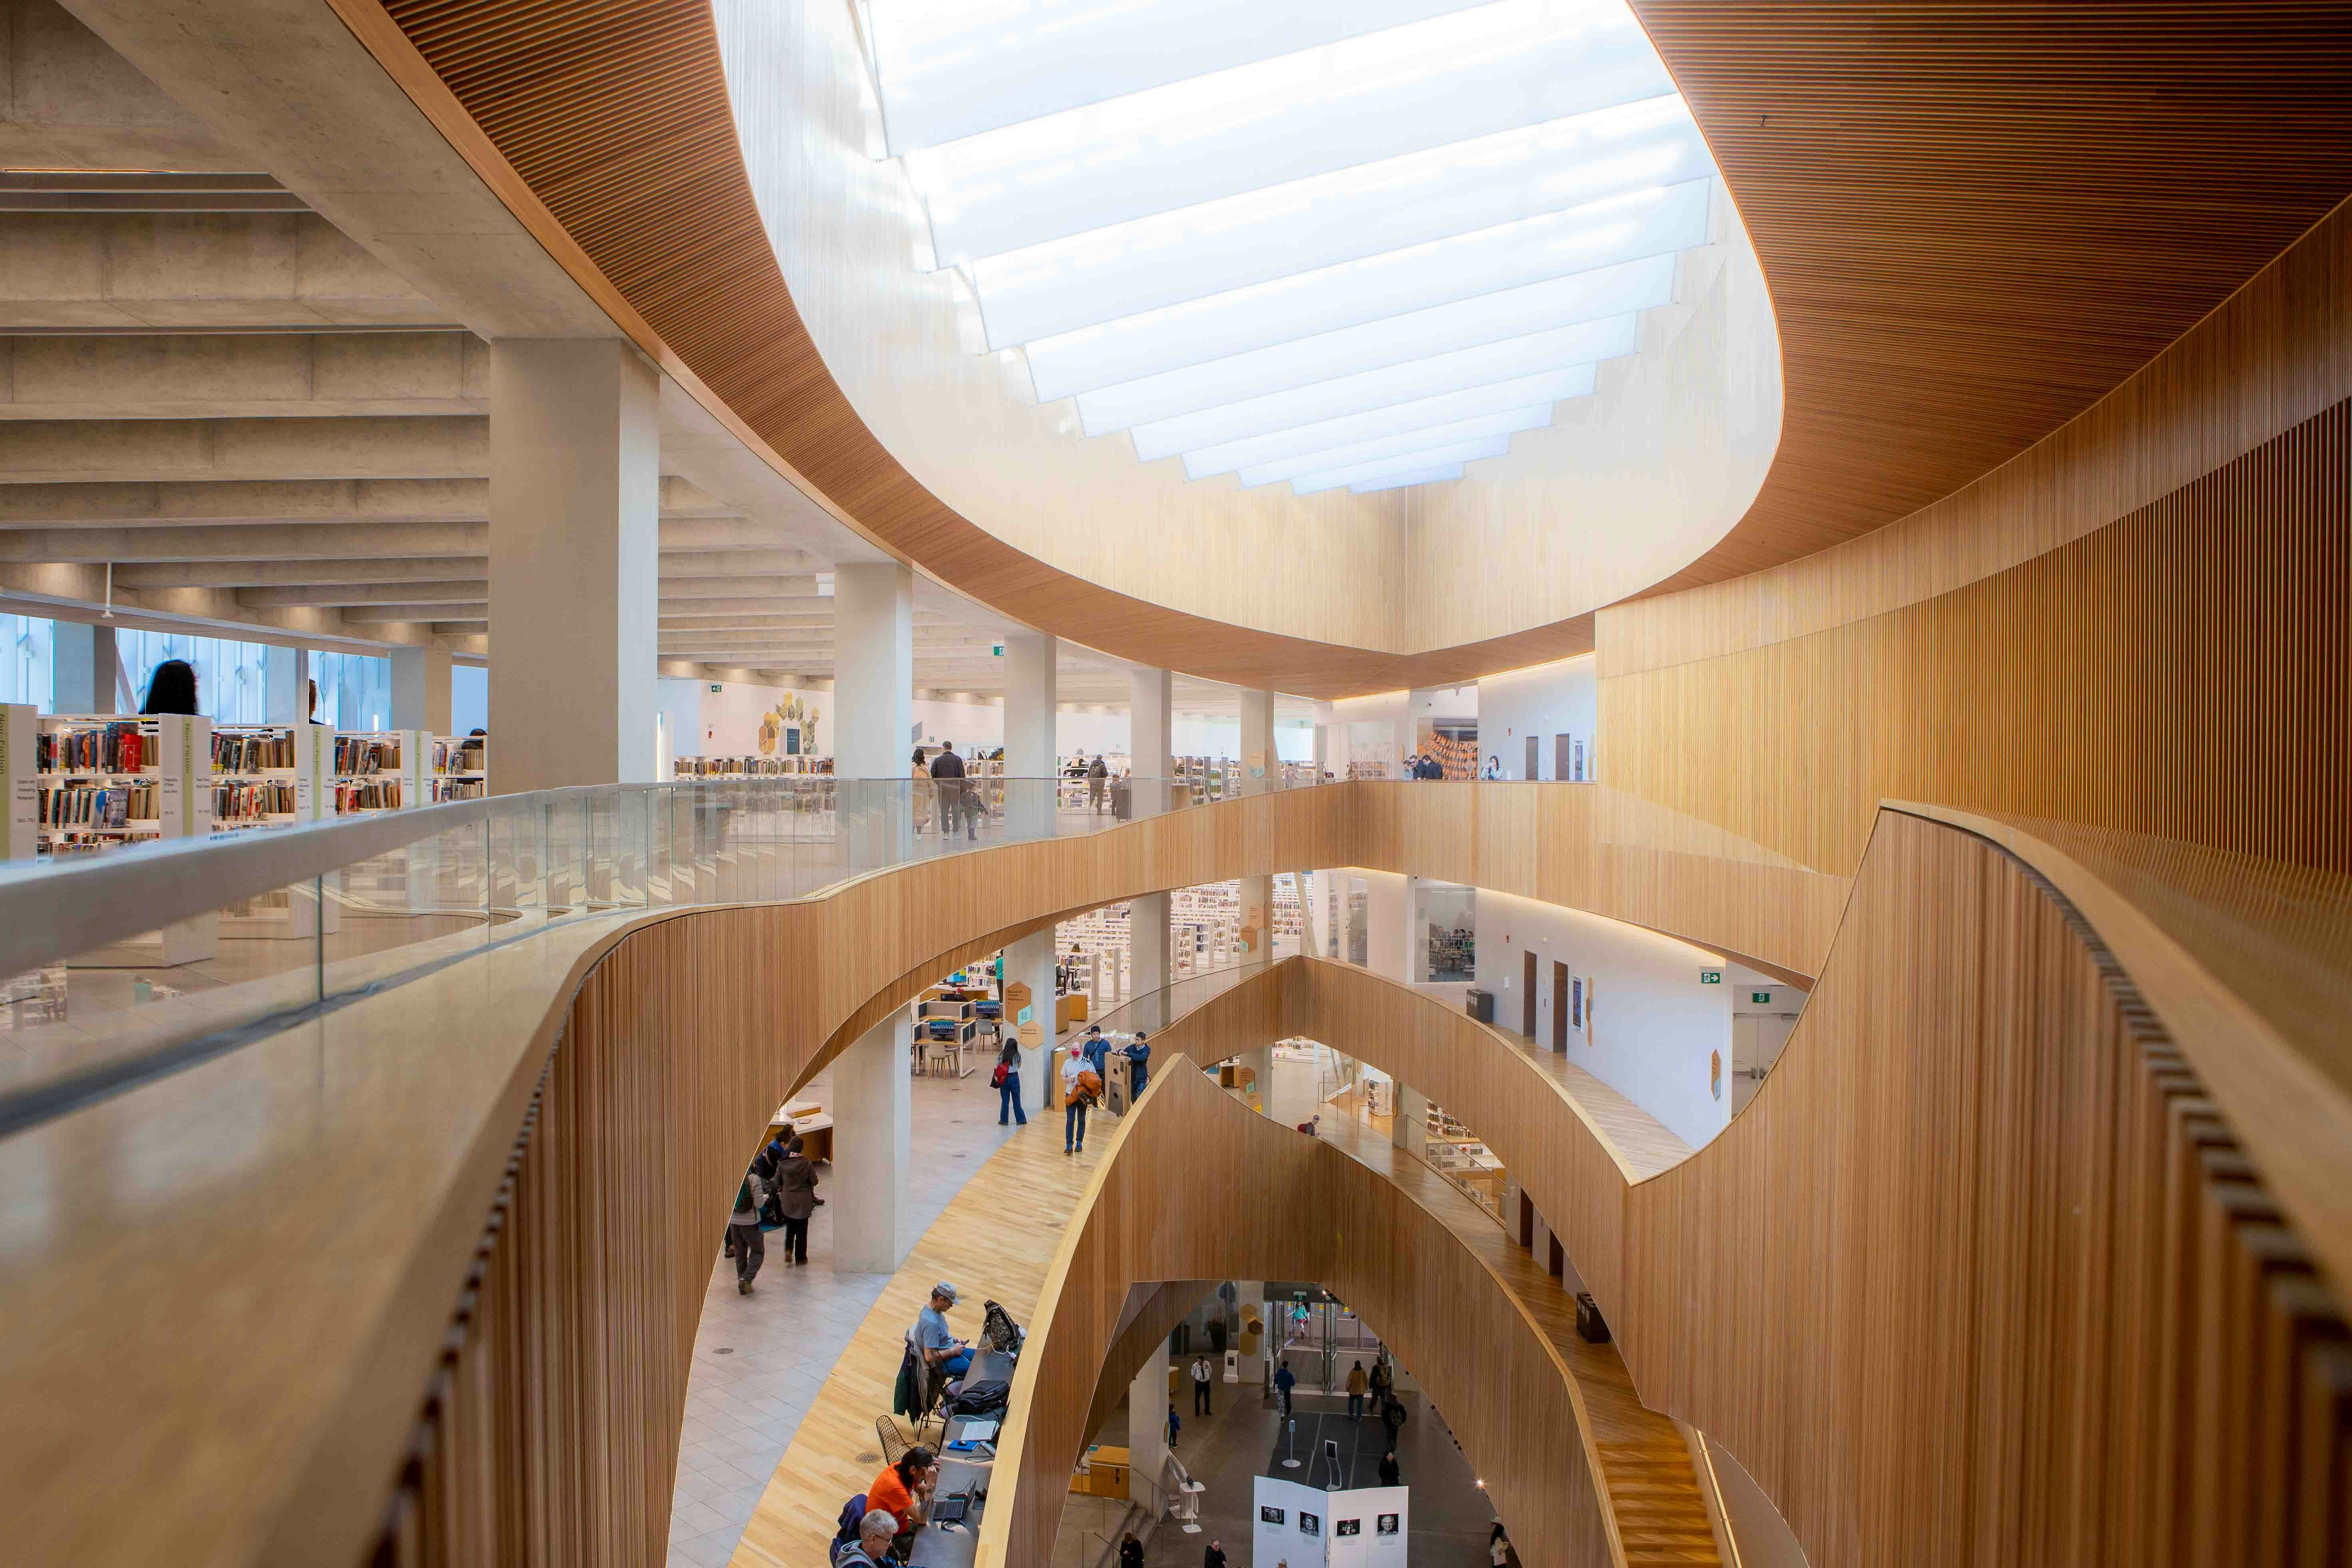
[
  {"xmin": 434, "ymin": 737, "xmax": 486, "ymax": 774},
  {"xmin": 336, "ymin": 779, "xmax": 404, "ymax": 811},
  {"xmin": 431, "ymin": 778, "xmax": 486, "ymax": 803},
  {"xmin": 334, "ymin": 736, "xmax": 398, "ymax": 775},
  {"xmin": 215, "ymin": 780, "xmax": 299, "ymax": 820},
  {"xmin": 213, "ymin": 729, "xmax": 296, "ymax": 773},
  {"xmin": 38, "ymin": 721, "xmax": 147, "ymax": 776},
  {"xmin": 39, "ymin": 782, "xmax": 156, "ymax": 828}
]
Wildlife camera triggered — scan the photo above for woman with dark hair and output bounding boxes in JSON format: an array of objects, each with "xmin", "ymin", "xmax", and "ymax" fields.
[
  {"xmin": 139, "ymin": 658, "xmax": 198, "ymax": 715},
  {"xmin": 865, "ymin": 1444, "xmax": 938, "ymax": 1553}
]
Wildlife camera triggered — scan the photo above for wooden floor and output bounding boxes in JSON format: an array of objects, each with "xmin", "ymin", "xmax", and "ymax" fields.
[
  {"xmin": 728, "ymin": 1123, "xmax": 1103, "ymax": 1568},
  {"xmin": 1312, "ymin": 1114, "xmax": 1721, "ymax": 1567}
]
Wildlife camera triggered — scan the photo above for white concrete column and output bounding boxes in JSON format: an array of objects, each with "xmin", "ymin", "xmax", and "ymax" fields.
[
  {"xmin": 831, "ymin": 1010, "xmax": 912, "ymax": 1272},
  {"xmin": 1238, "ymin": 1042, "xmax": 1274, "ymax": 1117},
  {"xmin": 833, "ymin": 561, "xmax": 915, "ymax": 857},
  {"xmin": 1238, "ymin": 686, "xmax": 1277, "ymax": 794},
  {"xmin": 1128, "ymin": 891, "xmax": 1170, "ymax": 997},
  {"xmin": 1129, "ymin": 665, "xmax": 1172, "ymax": 816},
  {"xmin": 1392, "ymin": 1084, "xmax": 1427, "ymax": 1160},
  {"xmin": 53, "ymin": 622, "xmax": 118, "ymax": 714},
  {"xmin": 1128, "ymin": 1332, "xmax": 1172, "ymax": 1514},
  {"xmin": 1003, "ymin": 926, "xmax": 1057, "ymax": 1113},
  {"xmin": 1405, "ymin": 877, "xmax": 1429, "ymax": 983},
  {"xmin": 489, "ymin": 339, "xmax": 659, "ymax": 793},
  {"xmin": 389, "ymin": 643, "xmax": 453, "ymax": 734},
  {"xmin": 1002, "ymin": 631, "xmax": 1058, "ymax": 837}
]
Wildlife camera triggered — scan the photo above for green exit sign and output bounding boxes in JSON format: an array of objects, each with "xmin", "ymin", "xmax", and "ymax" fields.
[
  {"xmin": 1752, "ymin": 990, "xmax": 1772, "ymax": 1004},
  {"xmin": 992, "ymin": 643, "xmax": 1004, "ymax": 657},
  {"xmin": 1699, "ymin": 970, "xmax": 1721, "ymax": 984}
]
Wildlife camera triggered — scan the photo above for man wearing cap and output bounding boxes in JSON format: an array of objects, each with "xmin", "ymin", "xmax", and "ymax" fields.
[{"xmin": 914, "ymin": 1282, "xmax": 973, "ymax": 1380}]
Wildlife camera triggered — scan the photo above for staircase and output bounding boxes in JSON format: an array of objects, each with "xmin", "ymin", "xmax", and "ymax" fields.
[{"xmin": 1595, "ymin": 1440, "xmax": 1724, "ymax": 1566}]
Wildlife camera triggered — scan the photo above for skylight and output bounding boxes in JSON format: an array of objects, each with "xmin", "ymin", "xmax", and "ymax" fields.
[{"xmin": 860, "ymin": 0, "xmax": 1717, "ymax": 496}]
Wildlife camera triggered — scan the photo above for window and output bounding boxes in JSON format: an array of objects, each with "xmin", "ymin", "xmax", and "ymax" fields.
[
  {"xmin": 0, "ymin": 615, "xmax": 54, "ymax": 713},
  {"xmin": 114, "ymin": 628, "xmax": 270, "ymax": 722}
]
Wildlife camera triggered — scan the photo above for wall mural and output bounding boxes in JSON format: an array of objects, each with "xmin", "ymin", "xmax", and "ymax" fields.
[{"xmin": 757, "ymin": 693, "xmax": 821, "ymax": 757}]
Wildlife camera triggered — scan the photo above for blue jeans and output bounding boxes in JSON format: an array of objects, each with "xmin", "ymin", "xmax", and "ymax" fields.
[
  {"xmin": 937, "ymin": 1347, "xmax": 972, "ymax": 1380},
  {"xmin": 1348, "ymin": 1393, "xmax": 1363, "ymax": 1420},
  {"xmin": 1064, "ymin": 1099, "xmax": 1088, "ymax": 1150},
  {"xmin": 999, "ymin": 1074, "xmax": 1026, "ymax": 1124}
]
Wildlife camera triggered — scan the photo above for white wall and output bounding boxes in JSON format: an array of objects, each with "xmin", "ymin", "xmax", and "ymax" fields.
[
  {"xmin": 1476, "ymin": 654, "xmax": 1597, "ymax": 781},
  {"xmin": 1477, "ymin": 888, "xmax": 1737, "ymax": 1148},
  {"xmin": 659, "ymin": 676, "xmax": 835, "ymax": 759},
  {"xmin": 912, "ymin": 695, "xmax": 1002, "ymax": 753},
  {"xmin": 1172, "ymin": 716, "xmax": 1313, "ymax": 761}
]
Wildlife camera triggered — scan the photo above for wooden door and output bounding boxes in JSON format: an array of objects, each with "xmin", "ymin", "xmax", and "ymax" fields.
[
  {"xmin": 1547, "ymin": 1233, "xmax": 1565, "ymax": 1280},
  {"xmin": 1551, "ymin": 960, "xmax": 1569, "ymax": 1050},
  {"xmin": 1522, "ymin": 950, "xmax": 1537, "ymax": 1037},
  {"xmin": 1555, "ymin": 733, "xmax": 1573, "ymax": 781},
  {"xmin": 1518, "ymin": 1191, "xmax": 1535, "ymax": 1248},
  {"xmin": 1524, "ymin": 735, "xmax": 1539, "ymax": 781}
]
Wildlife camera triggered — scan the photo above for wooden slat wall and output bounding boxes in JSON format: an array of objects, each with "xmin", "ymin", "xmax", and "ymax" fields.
[{"xmin": 978, "ymin": 1063, "xmax": 1616, "ymax": 1568}]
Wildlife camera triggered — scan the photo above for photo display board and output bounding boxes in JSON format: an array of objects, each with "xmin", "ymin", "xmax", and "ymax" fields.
[{"xmin": 1253, "ymin": 1476, "xmax": 1410, "ymax": 1568}]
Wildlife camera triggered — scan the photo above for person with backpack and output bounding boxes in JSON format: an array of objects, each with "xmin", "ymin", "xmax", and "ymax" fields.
[
  {"xmin": 774, "ymin": 1134, "xmax": 818, "ymax": 1265},
  {"xmin": 1273, "ymin": 1361, "xmax": 1296, "ymax": 1417},
  {"xmin": 727, "ymin": 1167, "xmax": 767, "ymax": 1294},
  {"xmin": 1087, "ymin": 754, "xmax": 1109, "ymax": 814},
  {"xmin": 994, "ymin": 1036, "xmax": 1026, "ymax": 1126},
  {"xmin": 928, "ymin": 741, "xmax": 974, "ymax": 840},
  {"xmin": 1061, "ymin": 1046, "xmax": 1097, "ymax": 1154}
]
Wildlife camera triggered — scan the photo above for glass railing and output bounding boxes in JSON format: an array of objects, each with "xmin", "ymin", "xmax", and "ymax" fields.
[{"xmin": 0, "ymin": 772, "xmax": 1329, "ymax": 1132}]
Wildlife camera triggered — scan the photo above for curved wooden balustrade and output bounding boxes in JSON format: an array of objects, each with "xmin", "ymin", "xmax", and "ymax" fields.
[
  {"xmin": 982, "ymin": 1061, "xmax": 1621, "ymax": 1568},
  {"xmin": 12, "ymin": 785, "xmax": 2352, "ymax": 1568}
]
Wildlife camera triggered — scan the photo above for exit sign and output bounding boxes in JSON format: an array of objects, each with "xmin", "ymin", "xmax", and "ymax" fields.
[
  {"xmin": 1699, "ymin": 970, "xmax": 1721, "ymax": 984},
  {"xmin": 992, "ymin": 643, "xmax": 1004, "ymax": 657},
  {"xmin": 1752, "ymin": 990, "xmax": 1772, "ymax": 1004}
]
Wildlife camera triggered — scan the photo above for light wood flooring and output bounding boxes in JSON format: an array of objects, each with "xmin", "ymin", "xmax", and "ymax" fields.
[{"xmin": 728, "ymin": 1120, "xmax": 1102, "ymax": 1568}]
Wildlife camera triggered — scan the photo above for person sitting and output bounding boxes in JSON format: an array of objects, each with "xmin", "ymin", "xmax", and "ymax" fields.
[
  {"xmin": 913, "ymin": 1283, "xmax": 972, "ymax": 1381},
  {"xmin": 1482, "ymin": 753, "xmax": 1503, "ymax": 780},
  {"xmin": 866, "ymin": 1446, "xmax": 938, "ymax": 1556},
  {"xmin": 834, "ymin": 1506, "xmax": 899, "ymax": 1567}
]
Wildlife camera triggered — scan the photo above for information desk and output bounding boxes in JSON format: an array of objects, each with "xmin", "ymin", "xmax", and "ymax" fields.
[
  {"xmin": 909, "ymin": 1348, "xmax": 1015, "ymax": 1568},
  {"xmin": 765, "ymin": 1100, "xmax": 834, "ymax": 1164}
]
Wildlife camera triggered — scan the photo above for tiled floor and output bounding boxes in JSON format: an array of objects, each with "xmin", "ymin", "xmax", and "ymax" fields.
[{"xmin": 666, "ymin": 1062, "xmax": 1042, "ymax": 1568}]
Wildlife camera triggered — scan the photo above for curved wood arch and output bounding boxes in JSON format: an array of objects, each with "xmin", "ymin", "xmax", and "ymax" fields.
[{"xmin": 328, "ymin": 0, "xmax": 2352, "ymax": 694}]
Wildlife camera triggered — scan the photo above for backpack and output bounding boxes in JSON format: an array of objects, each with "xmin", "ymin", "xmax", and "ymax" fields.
[
  {"xmin": 990, "ymin": 1060, "xmax": 1009, "ymax": 1088},
  {"xmin": 945, "ymin": 1377, "xmax": 1010, "ymax": 1417}
]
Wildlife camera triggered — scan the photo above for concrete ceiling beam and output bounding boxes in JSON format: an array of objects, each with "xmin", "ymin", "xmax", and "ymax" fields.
[
  {"xmin": 337, "ymin": 603, "xmax": 484, "ymax": 624},
  {"xmin": 0, "ymin": 522, "xmax": 482, "ymax": 564},
  {"xmin": 0, "ymin": 474, "xmax": 734, "ymax": 526},
  {"xmin": 0, "ymin": 414, "xmax": 486, "ymax": 484},
  {"xmin": 0, "ymin": 212, "xmax": 454, "ymax": 331},
  {"xmin": 0, "ymin": 0, "xmax": 251, "ymax": 171},
  {"xmin": 0, "ymin": 331, "xmax": 488, "ymax": 419},
  {"xmin": 240, "ymin": 580, "xmax": 484, "ymax": 608},
  {"xmin": 112, "ymin": 555, "xmax": 481, "ymax": 588}
]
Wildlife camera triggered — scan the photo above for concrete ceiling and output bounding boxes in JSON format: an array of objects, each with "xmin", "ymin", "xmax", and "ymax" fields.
[{"xmin": 0, "ymin": 0, "xmax": 1159, "ymax": 704}]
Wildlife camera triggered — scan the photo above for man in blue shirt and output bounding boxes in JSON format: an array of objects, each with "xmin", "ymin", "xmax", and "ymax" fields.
[
  {"xmin": 1081, "ymin": 1026, "xmax": 1110, "ymax": 1082},
  {"xmin": 914, "ymin": 1281, "xmax": 972, "ymax": 1381},
  {"xmin": 1273, "ymin": 1361, "xmax": 1296, "ymax": 1417},
  {"xmin": 1124, "ymin": 1031, "xmax": 1152, "ymax": 1098}
]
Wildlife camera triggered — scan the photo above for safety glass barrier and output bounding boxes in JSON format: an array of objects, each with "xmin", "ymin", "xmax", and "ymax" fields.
[{"xmin": 0, "ymin": 774, "xmax": 1296, "ymax": 1130}]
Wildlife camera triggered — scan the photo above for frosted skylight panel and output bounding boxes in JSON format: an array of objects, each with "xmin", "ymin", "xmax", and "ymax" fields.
[
  {"xmin": 1069, "ymin": 282, "xmax": 1658, "ymax": 428},
  {"xmin": 1350, "ymin": 464, "xmax": 1467, "ymax": 494},
  {"xmin": 1020, "ymin": 182, "xmax": 1703, "ymax": 388},
  {"xmin": 1236, "ymin": 408, "xmax": 1554, "ymax": 488},
  {"xmin": 907, "ymin": 0, "xmax": 1669, "ymax": 264},
  {"xmin": 866, "ymin": 0, "xmax": 1491, "ymax": 155},
  {"xmin": 1128, "ymin": 332, "xmax": 1615, "ymax": 458},
  {"xmin": 860, "ymin": 0, "xmax": 1723, "ymax": 496},
  {"xmin": 967, "ymin": 99, "xmax": 1708, "ymax": 346},
  {"xmin": 1289, "ymin": 438, "xmax": 1520, "ymax": 494},
  {"xmin": 1183, "ymin": 371, "xmax": 1592, "ymax": 478}
]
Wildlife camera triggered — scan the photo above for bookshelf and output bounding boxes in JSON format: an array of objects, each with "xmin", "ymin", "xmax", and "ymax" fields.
[
  {"xmin": 673, "ymin": 753, "xmax": 828, "ymax": 778},
  {"xmin": 432, "ymin": 734, "xmax": 488, "ymax": 801},
  {"xmin": 36, "ymin": 712, "xmax": 218, "ymax": 966},
  {"xmin": 332, "ymin": 729, "xmax": 429, "ymax": 813}
]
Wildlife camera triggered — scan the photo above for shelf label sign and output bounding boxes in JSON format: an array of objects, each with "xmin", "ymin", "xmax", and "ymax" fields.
[{"xmin": 1699, "ymin": 969, "xmax": 1722, "ymax": 984}]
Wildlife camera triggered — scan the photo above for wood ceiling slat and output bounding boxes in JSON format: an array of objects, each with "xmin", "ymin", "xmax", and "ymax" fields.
[{"xmin": 359, "ymin": 0, "xmax": 2352, "ymax": 694}]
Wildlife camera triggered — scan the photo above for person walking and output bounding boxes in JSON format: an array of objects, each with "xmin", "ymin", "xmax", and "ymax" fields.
[
  {"xmin": 1346, "ymin": 1359, "xmax": 1368, "ymax": 1421},
  {"xmin": 1378, "ymin": 1450, "xmax": 1401, "ymax": 1486},
  {"xmin": 775, "ymin": 1134, "xmax": 818, "ymax": 1265},
  {"xmin": 1202, "ymin": 1541, "xmax": 1228, "ymax": 1568},
  {"xmin": 1087, "ymin": 754, "xmax": 1109, "ymax": 813},
  {"xmin": 1273, "ymin": 1360, "xmax": 1296, "ymax": 1417},
  {"xmin": 1380, "ymin": 1391, "xmax": 1408, "ymax": 1444},
  {"xmin": 1118, "ymin": 1532, "xmax": 1145, "ymax": 1568},
  {"xmin": 1368, "ymin": 1357, "xmax": 1393, "ymax": 1405},
  {"xmin": 1123, "ymin": 1030, "xmax": 1152, "ymax": 1099},
  {"xmin": 1190, "ymin": 1352, "xmax": 1214, "ymax": 1415},
  {"xmin": 929, "ymin": 740, "xmax": 973, "ymax": 840},
  {"xmin": 1167, "ymin": 1401, "xmax": 1180, "ymax": 1450},
  {"xmin": 727, "ymin": 1168, "xmax": 767, "ymax": 1294},
  {"xmin": 1061, "ymin": 1046, "xmax": 1093, "ymax": 1154},
  {"xmin": 994, "ymin": 1036, "xmax": 1027, "ymax": 1126}
]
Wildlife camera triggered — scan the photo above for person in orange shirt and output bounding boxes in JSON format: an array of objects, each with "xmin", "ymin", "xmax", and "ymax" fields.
[{"xmin": 866, "ymin": 1446, "xmax": 938, "ymax": 1555}]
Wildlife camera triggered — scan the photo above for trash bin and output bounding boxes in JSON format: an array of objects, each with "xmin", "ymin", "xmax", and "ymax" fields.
[{"xmin": 1465, "ymin": 988, "xmax": 1496, "ymax": 1024}]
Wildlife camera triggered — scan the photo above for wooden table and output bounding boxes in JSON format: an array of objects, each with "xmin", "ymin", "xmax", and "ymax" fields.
[
  {"xmin": 766, "ymin": 1100, "xmax": 834, "ymax": 1164},
  {"xmin": 910, "ymin": 1349, "xmax": 1015, "ymax": 1568}
]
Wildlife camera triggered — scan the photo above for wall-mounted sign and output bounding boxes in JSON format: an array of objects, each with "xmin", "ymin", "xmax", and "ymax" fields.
[
  {"xmin": 992, "ymin": 644, "xmax": 1004, "ymax": 657},
  {"xmin": 1752, "ymin": 990, "xmax": 1772, "ymax": 1004},
  {"xmin": 709, "ymin": 683, "xmax": 722, "ymax": 693},
  {"xmin": 1700, "ymin": 969, "xmax": 1722, "ymax": 984}
]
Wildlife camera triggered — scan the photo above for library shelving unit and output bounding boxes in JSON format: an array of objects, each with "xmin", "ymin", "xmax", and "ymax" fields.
[
  {"xmin": 1423, "ymin": 1099, "xmax": 1506, "ymax": 1218},
  {"xmin": 333, "ymin": 730, "xmax": 429, "ymax": 814},
  {"xmin": 672, "ymin": 753, "xmax": 828, "ymax": 779},
  {"xmin": 36, "ymin": 711, "xmax": 217, "ymax": 966},
  {"xmin": 913, "ymin": 988, "xmax": 979, "ymax": 1078},
  {"xmin": 1427, "ymin": 926, "xmax": 1475, "ymax": 978},
  {"xmin": 212, "ymin": 723, "xmax": 341, "ymax": 938},
  {"xmin": 432, "ymin": 734, "xmax": 488, "ymax": 801},
  {"xmin": 0, "ymin": 703, "xmax": 66, "ymax": 1025}
]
